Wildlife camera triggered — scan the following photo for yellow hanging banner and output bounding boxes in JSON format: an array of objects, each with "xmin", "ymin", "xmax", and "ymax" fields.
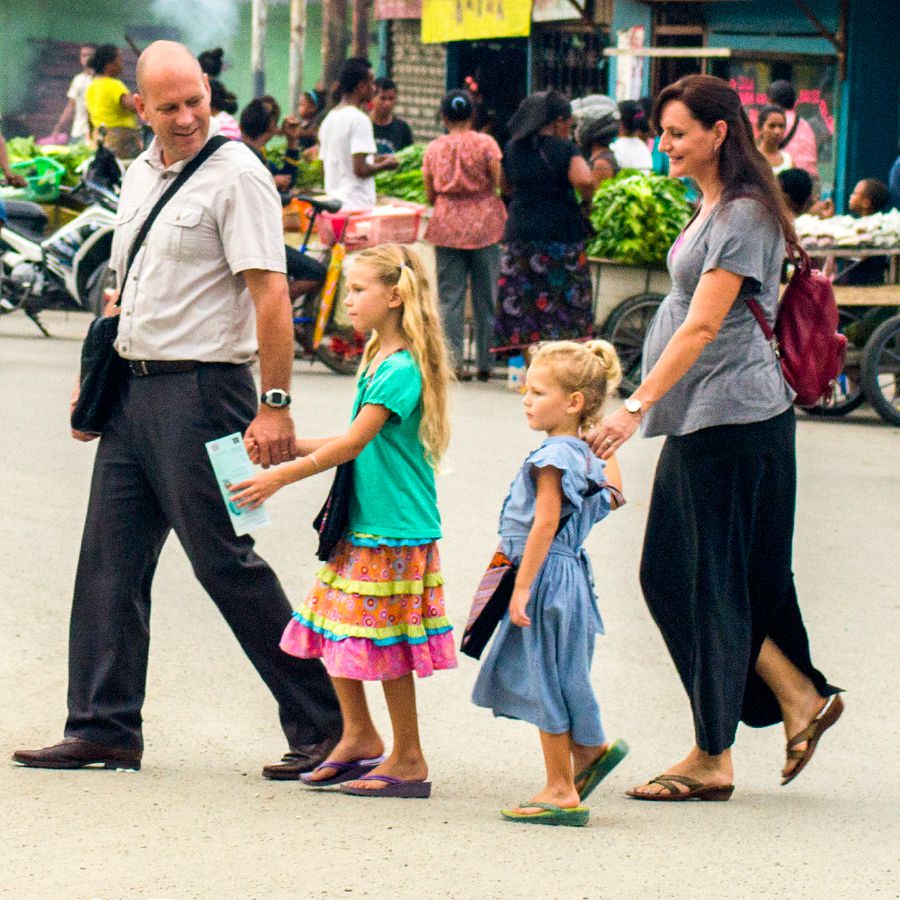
[{"xmin": 421, "ymin": 0, "xmax": 533, "ymax": 43}]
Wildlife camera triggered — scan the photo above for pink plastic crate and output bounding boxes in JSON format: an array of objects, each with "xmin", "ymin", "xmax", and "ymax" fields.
[{"xmin": 316, "ymin": 205, "xmax": 425, "ymax": 250}]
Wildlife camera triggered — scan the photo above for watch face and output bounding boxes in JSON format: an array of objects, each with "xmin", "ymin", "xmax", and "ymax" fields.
[
  {"xmin": 262, "ymin": 390, "xmax": 290, "ymax": 407},
  {"xmin": 625, "ymin": 398, "xmax": 642, "ymax": 413}
]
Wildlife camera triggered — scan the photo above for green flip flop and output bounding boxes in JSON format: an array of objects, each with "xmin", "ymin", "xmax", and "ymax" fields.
[
  {"xmin": 575, "ymin": 738, "xmax": 630, "ymax": 802},
  {"xmin": 501, "ymin": 802, "xmax": 590, "ymax": 827}
]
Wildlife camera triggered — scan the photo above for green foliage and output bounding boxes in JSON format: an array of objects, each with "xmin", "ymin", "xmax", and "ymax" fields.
[
  {"xmin": 375, "ymin": 143, "xmax": 428, "ymax": 204},
  {"xmin": 6, "ymin": 138, "xmax": 96, "ymax": 186},
  {"xmin": 586, "ymin": 172, "xmax": 693, "ymax": 267},
  {"xmin": 294, "ymin": 158, "xmax": 324, "ymax": 191}
]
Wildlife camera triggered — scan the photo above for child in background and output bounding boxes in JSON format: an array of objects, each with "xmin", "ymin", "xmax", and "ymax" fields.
[
  {"xmin": 472, "ymin": 340, "xmax": 628, "ymax": 827},
  {"xmin": 231, "ymin": 244, "xmax": 455, "ymax": 799}
]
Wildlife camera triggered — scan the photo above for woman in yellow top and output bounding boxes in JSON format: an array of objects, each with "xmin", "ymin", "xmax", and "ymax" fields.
[{"xmin": 85, "ymin": 44, "xmax": 142, "ymax": 159}]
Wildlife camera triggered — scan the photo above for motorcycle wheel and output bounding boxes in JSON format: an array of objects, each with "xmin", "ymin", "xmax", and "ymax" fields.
[
  {"xmin": 599, "ymin": 292, "xmax": 664, "ymax": 397},
  {"xmin": 316, "ymin": 326, "xmax": 367, "ymax": 375},
  {"xmin": 86, "ymin": 260, "xmax": 116, "ymax": 316}
]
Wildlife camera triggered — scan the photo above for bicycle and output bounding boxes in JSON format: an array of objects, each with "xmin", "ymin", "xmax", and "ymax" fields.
[{"xmin": 289, "ymin": 195, "xmax": 366, "ymax": 375}]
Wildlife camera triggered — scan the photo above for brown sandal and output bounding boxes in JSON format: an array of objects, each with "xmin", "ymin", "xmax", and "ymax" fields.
[
  {"xmin": 626, "ymin": 774, "xmax": 734, "ymax": 802},
  {"xmin": 782, "ymin": 693, "xmax": 844, "ymax": 786}
]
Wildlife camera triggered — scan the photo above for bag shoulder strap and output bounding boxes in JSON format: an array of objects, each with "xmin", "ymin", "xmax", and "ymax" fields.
[
  {"xmin": 120, "ymin": 134, "xmax": 231, "ymax": 291},
  {"xmin": 779, "ymin": 112, "xmax": 801, "ymax": 150}
]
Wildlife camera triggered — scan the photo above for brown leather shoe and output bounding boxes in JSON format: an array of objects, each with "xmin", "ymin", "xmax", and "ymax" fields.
[
  {"xmin": 262, "ymin": 737, "xmax": 339, "ymax": 781},
  {"xmin": 12, "ymin": 738, "xmax": 141, "ymax": 771}
]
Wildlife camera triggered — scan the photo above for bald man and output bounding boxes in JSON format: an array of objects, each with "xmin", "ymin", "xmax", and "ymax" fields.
[{"xmin": 14, "ymin": 42, "xmax": 341, "ymax": 778}]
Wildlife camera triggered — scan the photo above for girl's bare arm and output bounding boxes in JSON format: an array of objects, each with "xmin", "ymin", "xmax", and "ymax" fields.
[{"xmin": 509, "ymin": 466, "xmax": 563, "ymax": 627}]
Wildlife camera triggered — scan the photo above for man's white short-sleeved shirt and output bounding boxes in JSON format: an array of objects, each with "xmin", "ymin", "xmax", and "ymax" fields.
[
  {"xmin": 317, "ymin": 104, "xmax": 377, "ymax": 210},
  {"xmin": 67, "ymin": 72, "xmax": 93, "ymax": 140},
  {"xmin": 111, "ymin": 122, "xmax": 286, "ymax": 364}
]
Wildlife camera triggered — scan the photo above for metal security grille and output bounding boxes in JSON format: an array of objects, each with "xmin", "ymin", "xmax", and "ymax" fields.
[{"xmin": 532, "ymin": 27, "xmax": 609, "ymax": 97}]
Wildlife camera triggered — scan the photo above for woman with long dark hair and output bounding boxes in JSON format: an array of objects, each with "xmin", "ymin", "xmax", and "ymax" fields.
[
  {"xmin": 589, "ymin": 75, "xmax": 842, "ymax": 801},
  {"xmin": 494, "ymin": 90, "xmax": 597, "ymax": 352}
]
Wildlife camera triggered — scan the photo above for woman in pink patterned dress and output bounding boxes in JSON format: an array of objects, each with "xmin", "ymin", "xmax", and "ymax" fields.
[{"xmin": 423, "ymin": 90, "xmax": 507, "ymax": 381}]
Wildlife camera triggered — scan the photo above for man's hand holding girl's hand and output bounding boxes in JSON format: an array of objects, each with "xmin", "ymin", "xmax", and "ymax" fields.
[
  {"xmin": 509, "ymin": 586, "xmax": 532, "ymax": 628},
  {"xmin": 228, "ymin": 468, "xmax": 287, "ymax": 510}
]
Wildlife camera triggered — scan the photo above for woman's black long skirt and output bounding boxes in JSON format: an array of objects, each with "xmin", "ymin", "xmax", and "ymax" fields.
[{"xmin": 639, "ymin": 407, "xmax": 838, "ymax": 756}]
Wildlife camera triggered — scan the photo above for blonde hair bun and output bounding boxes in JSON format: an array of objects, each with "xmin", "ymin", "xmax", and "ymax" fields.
[{"xmin": 584, "ymin": 339, "xmax": 623, "ymax": 394}]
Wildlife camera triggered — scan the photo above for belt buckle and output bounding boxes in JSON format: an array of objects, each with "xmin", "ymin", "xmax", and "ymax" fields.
[{"xmin": 139, "ymin": 360, "xmax": 149, "ymax": 376}]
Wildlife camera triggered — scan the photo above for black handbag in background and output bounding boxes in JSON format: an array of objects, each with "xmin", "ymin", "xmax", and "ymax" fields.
[{"xmin": 70, "ymin": 135, "xmax": 230, "ymax": 435}]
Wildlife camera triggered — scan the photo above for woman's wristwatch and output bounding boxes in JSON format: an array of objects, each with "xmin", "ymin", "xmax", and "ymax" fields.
[{"xmin": 624, "ymin": 397, "xmax": 644, "ymax": 417}]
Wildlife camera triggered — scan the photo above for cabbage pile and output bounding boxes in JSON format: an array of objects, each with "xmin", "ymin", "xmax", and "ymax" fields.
[{"xmin": 796, "ymin": 209, "xmax": 900, "ymax": 249}]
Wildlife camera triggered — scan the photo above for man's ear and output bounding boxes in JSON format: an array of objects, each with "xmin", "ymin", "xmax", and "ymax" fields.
[{"xmin": 134, "ymin": 94, "xmax": 148, "ymax": 124}]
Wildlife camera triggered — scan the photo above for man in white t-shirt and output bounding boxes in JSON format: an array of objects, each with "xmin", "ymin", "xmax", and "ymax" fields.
[
  {"xmin": 317, "ymin": 57, "xmax": 398, "ymax": 210},
  {"xmin": 51, "ymin": 45, "xmax": 95, "ymax": 143}
]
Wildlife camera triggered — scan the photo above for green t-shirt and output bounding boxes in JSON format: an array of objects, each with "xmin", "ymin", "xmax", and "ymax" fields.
[{"xmin": 348, "ymin": 350, "xmax": 441, "ymax": 540}]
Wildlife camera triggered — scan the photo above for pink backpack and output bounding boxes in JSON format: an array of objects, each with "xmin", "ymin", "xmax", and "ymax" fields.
[{"xmin": 744, "ymin": 247, "xmax": 847, "ymax": 407}]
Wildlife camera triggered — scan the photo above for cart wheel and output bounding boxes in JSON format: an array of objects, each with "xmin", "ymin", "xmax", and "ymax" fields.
[
  {"xmin": 600, "ymin": 292, "xmax": 664, "ymax": 397},
  {"xmin": 804, "ymin": 307, "xmax": 865, "ymax": 417},
  {"xmin": 861, "ymin": 313, "xmax": 900, "ymax": 426}
]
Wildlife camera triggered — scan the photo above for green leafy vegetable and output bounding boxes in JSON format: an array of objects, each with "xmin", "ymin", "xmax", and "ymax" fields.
[
  {"xmin": 586, "ymin": 172, "xmax": 692, "ymax": 267},
  {"xmin": 6, "ymin": 137, "xmax": 95, "ymax": 186},
  {"xmin": 375, "ymin": 143, "xmax": 428, "ymax": 204}
]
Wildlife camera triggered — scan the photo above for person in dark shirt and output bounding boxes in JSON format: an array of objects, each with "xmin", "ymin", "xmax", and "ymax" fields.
[
  {"xmin": 239, "ymin": 97, "xmax": 300, "ymax": 193},
  {"xmin": 371, "ymin": 77, "xmax": 414, "ymax": 155},
  {"xmin": 239, "ymin": 98, "xmax": 325, "ymax": 295}
]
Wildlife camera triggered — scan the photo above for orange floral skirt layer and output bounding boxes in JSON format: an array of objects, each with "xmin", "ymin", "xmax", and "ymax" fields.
[{"xmin": 280, "ymin": 536, "xmax": 457, "ymax": 681}]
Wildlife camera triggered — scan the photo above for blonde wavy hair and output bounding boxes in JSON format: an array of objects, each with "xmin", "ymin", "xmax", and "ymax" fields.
[
  {"xmin": 353, "ymin": 244, "xmax": 454, "ymax": 466},
  {"xmin": 528, "ymin": 340, "xmax": 623, "ymax": 429}
]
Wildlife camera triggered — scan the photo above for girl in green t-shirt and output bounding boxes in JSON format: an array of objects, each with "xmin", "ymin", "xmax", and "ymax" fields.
[{"xmin": 231, "ymin": 244, "xmax": 455, "ymax": 799}]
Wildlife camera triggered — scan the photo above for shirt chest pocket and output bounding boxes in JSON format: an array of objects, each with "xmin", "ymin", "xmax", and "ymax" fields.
[{"xmin": 158, "ymin": 205, "xmax": 217, "ymax": 261}]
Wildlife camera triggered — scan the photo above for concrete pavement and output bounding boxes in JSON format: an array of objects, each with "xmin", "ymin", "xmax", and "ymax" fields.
[{"xmin": 1, "ymin": 310, "xmax": 898, "ymax": 899}]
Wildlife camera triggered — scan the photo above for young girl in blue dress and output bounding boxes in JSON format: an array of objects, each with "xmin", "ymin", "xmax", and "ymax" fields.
[
  {"xmin": 472, "ymin": 340, "xmax": 628, "ymax": 826},
  {"xmin": 231, "ymin": 244, "xmax": 456, "ymax": 799}
]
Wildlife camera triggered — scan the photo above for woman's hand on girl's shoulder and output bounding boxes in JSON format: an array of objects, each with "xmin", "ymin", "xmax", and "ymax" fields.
[{"xmin": 509, "ymin": 585, "xmax": 532, "ymax": 628}]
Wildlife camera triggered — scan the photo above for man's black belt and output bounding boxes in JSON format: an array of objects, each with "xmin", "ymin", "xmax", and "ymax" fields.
[{"xmin": 128, "ymin": 359, "xmax": 198, "ymax": 376}]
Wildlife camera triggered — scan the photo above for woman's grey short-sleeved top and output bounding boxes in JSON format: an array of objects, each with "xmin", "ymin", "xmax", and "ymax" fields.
[{"xmin": 641, "ymin": 196, "xmax": 794, "ymax": 437}]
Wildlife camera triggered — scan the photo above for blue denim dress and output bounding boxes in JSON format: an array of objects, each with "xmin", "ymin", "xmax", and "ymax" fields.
[{"xmin": 472, "ymin": 436, "xmax": 619, "ymax": 746}]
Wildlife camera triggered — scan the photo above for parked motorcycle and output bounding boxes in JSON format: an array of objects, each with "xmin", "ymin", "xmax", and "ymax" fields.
[{"xmin": 0, "ymin": 140, "xmax": 121, "ymax": 335}]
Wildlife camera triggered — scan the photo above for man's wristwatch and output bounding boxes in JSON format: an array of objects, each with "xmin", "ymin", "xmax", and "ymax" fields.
[
  {"xmin": 624, "ymin": 397, "xmax": 644, "ymax": 416},
  {"xmin": 261, "ymin": 389, "xmax": 291, "ymax": 409}
]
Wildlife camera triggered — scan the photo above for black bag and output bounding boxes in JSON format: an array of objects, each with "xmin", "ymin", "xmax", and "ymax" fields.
[
  {"xmin": 312, "ymin": 461, "xmax": 354, "ymax": 562},
  {"xmin": 71, "ymin": 135, "xmax": 230, "ymax": 435},
  {"xmin": 311, "ymin": 370, "xmax": 374, "ymax": 562}
]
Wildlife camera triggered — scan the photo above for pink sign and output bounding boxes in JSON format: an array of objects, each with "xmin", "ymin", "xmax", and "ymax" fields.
[{"xmin": 375, "ymin": 0, "xmax": 422, "ymax": 18}]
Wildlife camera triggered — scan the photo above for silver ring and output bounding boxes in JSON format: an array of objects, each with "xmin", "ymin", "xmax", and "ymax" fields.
[{"xmin": 604, "ymin": 437, "xmax": 614, "ymax": 445}]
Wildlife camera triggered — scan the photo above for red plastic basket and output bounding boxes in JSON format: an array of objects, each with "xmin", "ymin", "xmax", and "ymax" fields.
[{"xmin": 317, "ymin": 205, "xmax": 425, "ymax": 250}]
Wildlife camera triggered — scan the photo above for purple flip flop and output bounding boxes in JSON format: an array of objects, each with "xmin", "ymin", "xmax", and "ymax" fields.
[
  {"xmin": 299, "ymin": 756, "xmax": 386, "ymax": 788},
  {"xmin": 339, "ymin": 774, "xmax": 432, "ymax": 799}
]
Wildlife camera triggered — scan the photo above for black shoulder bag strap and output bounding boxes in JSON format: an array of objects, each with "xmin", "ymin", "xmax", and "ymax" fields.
[
  {"xmin": 117, "ymin": 134, "xmax": 230, "ymax": 296},
  {"xmin": 779, "ymin": 113, "xmax": 800, "ymax": 150}
]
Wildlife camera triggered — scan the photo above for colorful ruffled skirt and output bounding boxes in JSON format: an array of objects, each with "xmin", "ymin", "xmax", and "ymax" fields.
[{"xmin": 281, "ymin": 534, "xmax": 458, "ymax": 681}]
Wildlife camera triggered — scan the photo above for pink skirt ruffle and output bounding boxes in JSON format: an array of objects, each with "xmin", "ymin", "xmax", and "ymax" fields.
[{"xmin": 281, "ymin": 622, "xmax": 458, "ymax": 681}]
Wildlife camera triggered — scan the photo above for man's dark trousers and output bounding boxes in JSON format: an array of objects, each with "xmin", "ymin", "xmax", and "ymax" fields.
[{"xmin": 65, "ymin": 363, "xmax": 341, "ymax": 751}]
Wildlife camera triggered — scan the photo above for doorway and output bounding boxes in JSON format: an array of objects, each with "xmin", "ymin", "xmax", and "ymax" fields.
[{"xmin": 446, "ymin": 38, "xmax": 529, "ymax": 144}]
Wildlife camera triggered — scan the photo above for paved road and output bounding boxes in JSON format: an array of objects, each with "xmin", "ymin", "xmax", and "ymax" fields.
[{"xmin": 1, "ymin": 311, "xmax": 898, "ymax": 900}]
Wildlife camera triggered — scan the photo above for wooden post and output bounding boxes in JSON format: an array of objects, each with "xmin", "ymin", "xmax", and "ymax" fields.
[
  {"xmin": 321, "ymin": 0, "xmax": 350, "ymax": 91},
  {"xmin": 289, "ymin": 0, "xmax": 308, "ymax": 113},
  {"xmin": 352, "ymin": 0, "xmax": 369, "ymax": 58},
  {"xmin": 251, "ymin": 0, "xmax": 269, "ymax": 97}
]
